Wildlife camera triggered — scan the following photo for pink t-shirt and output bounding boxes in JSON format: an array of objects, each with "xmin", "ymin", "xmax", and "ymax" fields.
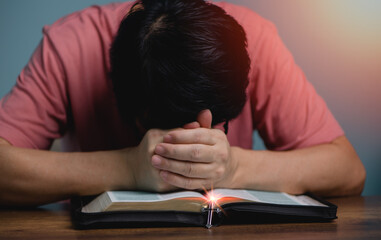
[{"xmin": 0, "ymin": 1, "xmax": 344, "ymax": 151}]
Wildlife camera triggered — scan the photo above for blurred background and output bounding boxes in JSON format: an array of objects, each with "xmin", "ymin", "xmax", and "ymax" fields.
[{"xmin": 0, "ymin": 0, "xmax": 380, "ymax": 195}]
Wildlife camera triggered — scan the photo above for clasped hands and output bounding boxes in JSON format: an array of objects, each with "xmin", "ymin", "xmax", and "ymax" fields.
[{"xmin": 131, "ymin": 109, "xmax": 237, "ymax": 192}]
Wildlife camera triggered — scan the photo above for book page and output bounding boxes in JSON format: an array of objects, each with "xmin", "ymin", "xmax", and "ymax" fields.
[
  {"xmin": 292, "ymin": 195, "xmax": 327, "ymax": 207},
  {"xmin": 82, "ymin": 191, "xmax": 206, "ymax": 213},
  {"xmin": 213, "ymin": 189, "xmax": 327, "ymax": 207},
  {"xmin": 109, "ymin": 191, "xmax": 205, "ymax": 202}
]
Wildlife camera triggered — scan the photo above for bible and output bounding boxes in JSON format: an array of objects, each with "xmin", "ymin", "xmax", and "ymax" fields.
[{"xmin": 71, "ymin": 189, "xmax": 337, "ymax": 229}]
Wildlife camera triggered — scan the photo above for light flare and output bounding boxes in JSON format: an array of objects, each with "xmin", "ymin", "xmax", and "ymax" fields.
[{"xmin": 201, "ymin": 186, "xmax": 225, "ymax": 214}]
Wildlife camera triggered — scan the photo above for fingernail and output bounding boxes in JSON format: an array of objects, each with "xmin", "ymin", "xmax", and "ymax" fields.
[
  {"xmin": 152, "ymin": 156, "xmax": 161, "ymax": 166},
  {"xmin": 163, "ymin": 135, "xmax": 172, "ymax": 143},
  {"xmin": 155, "ymin": 145, "xmax": 165, "ymax": 154}
]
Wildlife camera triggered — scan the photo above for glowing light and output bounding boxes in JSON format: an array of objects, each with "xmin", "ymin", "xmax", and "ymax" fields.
[
  {"xmin": 202, "ymin": 185, "xmax": 221, "ymax": 205},
  {"xmin": 207, "ymin": 192, "xmax": 221, "ymax": 205},
  {"xmin": 202, "ymin": 186, "xmax": 224, "ymax": 211}
]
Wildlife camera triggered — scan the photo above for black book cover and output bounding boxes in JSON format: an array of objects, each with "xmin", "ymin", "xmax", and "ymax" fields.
[{"xmin": 71, "ymin": 193, "xmax": 337, "ymax": 229}]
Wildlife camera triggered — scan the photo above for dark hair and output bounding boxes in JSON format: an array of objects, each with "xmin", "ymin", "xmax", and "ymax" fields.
[{"xmin": 110, "ymin": 0, "xmax": 250, "ymax": 130}]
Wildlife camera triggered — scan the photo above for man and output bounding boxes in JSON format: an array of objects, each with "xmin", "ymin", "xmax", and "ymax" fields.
[{"xmin": 0, "ymin": 0, "xmax": 365, "ymax": 206}]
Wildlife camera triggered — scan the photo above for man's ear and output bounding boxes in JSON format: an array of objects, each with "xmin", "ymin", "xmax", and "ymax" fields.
[{"xmin": 197, "ymin": 109, "xmax": 212, "ymax": 129}]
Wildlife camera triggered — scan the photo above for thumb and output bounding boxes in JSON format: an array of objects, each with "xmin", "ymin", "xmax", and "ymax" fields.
[
  {"xmin": 183, "ymin": 121, "xmax": 201, "ymax": 129},
  {"xmin": 197, "ymin": 109, "xmax": 212, "ymax": 129}
]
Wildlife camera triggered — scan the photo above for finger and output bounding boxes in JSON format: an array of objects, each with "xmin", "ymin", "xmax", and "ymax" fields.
[
  {"xmin": 183, "ymin": 121, "xmax": 200, "ymax": 129},
  {"xmin": 163, "ymin": 128, "xmax": 221, "ymax": 145},
  {"xmin": 155, "ymin": 143, "xmax": 213, "ymax": 162},
  {"xmin": 152, "ymin": 155, "xmax": 214, "ymax": 178},
  {"xmin": 197, "ymin": 109, "xmax": 212, "ymax": 128},
  {"xmin": 159, "ymin": 170, "xmax": 212, "ymax": 190}
]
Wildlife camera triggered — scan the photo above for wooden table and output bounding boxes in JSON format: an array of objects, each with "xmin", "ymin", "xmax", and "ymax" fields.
[{"xmin": 0, "ymin": 196, "xmax": 380, "ymax": 240}]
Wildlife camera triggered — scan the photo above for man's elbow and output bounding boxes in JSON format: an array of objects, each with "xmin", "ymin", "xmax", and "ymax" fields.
[
  {"xmin": 333, "ymin": 136, "xmax": 366, "ymax": 196},
  {"xmin": 337, "ymin": 154, "xmax": 366, "ymax": 197},
  {"xmin": 348, "ymin": 159, "xmax": 366, "ymax": 196}
]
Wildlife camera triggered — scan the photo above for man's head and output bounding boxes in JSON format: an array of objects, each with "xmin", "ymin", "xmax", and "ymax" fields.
[{"xmin": 110, "ymin": 0, "xmax": 250, "ymax": 130}]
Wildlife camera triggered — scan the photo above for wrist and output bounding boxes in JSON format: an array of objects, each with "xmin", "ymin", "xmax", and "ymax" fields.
[
  {"xmin": 228, "ymin": 147, "xmax": 267, "ymax": 190},
  {"xmin": 228, "ymin": 146, "xmax": 246, "ymax": 189},
  {"xmin": 228, "ymin": 147, "xmax": 305, "ymax": 194},
  {"xmin": 109, "ymin": 147, "xmax": 138, "ymax": 191}
]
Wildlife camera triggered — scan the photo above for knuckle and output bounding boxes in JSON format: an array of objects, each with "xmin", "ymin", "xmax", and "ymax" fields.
[
  {"xmin": 168, "ymin": 132, "xmax": 177, "ymax": 141},
  {"xmin": 221, "ymin": 150, "xmax": 229, "ymax": 161},
  {"xmin": 184, "ymin": 163, "xmax": 194, "ymax": 176},
  {"xmin": 169, "ymin": 145, "xmax": 176, "ymax": 156},
  {"xmin": 215, "ymin": 148, "xmax": 229, "ymax": 162},
  {"xmin": 215, "ymin": 167, "xmax": 225, "ymax": 179},
  {"xmin": 191, "ymin": 145, "xmax": 201, "ymax": 160},
  {"xmin": 183, "ymin": 178, "xmax": 191, "ymax": 189},
  {"xmin": 194, "ymin": 131, "xmax": 202, "ymax": 142},
  {"xmin": 160, "ymin": 158, "xmax": 169, "ymax": 169}
]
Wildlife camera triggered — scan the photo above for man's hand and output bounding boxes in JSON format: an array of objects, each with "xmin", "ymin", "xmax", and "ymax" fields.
[
  {"xmin": 151, "ymin": 110, "xmax": 237, "ymax": 190},
  {"xmin": 128, "ymin": 129, "xmax": 179, "ymax": 192}
]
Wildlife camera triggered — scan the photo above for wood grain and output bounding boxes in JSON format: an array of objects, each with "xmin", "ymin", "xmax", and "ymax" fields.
[{"xmin": 0, "ymin": 196, "xmax": 380, "ymax": 240}]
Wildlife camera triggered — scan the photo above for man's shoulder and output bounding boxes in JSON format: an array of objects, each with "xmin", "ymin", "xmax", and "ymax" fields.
[
  {"xmin": 212, "ymin": 1, "xmax": 275, "ymax": 30},
  {"xmin": 37, "ymin": 1, "xmax": 134, "ymax": 70},
  {"xmin": 42, "ymin": 2, "xmax": 132, "ymax": 36}
]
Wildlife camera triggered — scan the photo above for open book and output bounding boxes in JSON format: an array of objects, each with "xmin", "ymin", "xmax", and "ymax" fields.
[{"xmin": 71, "ymin": 189, "xmax": 337, "ymax": 229}]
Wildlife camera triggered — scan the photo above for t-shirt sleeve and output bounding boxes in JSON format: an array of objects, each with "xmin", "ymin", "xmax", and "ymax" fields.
[
  {"xmin": 0, "ymin": 33, "xmax": 68, "ymax": 149},
  {"xmin": 245, "ymin": 13, "xmax": 344, "ymax": 150}
]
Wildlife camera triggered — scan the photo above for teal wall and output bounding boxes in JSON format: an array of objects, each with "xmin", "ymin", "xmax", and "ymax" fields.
[{"xmin": 1, "ymin": 1, "xmax": 380, "ymax": 195}]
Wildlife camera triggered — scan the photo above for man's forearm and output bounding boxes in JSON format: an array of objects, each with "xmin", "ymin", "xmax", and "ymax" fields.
[
  {"xmin": 230, "ymin": 136, "xmax": 366, "ymax": 197},
  {"xmin": 0, "ymin": 144, "xmax": 135, "ymax": 206}
]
